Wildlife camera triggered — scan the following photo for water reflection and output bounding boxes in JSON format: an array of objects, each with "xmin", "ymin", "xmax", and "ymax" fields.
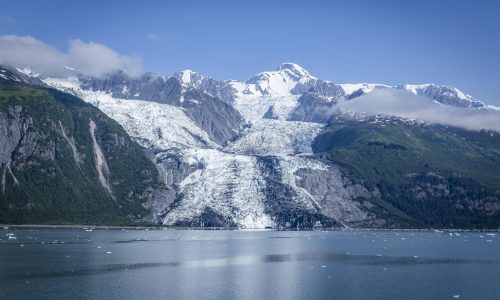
[{"xmin": 4, "ymin": 252, "xmax": 499, "ymax": 280}]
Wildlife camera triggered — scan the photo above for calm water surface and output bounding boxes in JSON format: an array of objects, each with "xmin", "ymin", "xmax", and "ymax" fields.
[{"xmin": 0, "ymin": 228, "xmax": 499, "ymax": 299}]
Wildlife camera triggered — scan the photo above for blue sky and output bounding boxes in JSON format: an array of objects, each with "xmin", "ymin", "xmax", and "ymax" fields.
[{"xmin": 1, "ymin": 0, "xmax": 499, "ymax": 104}]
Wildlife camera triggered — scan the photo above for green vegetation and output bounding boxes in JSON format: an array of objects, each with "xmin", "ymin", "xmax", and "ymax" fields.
[
  {"xmin": 314, "ymin": 120, "xmax": 500, "ymax": 229},
  {"xmin": 0, "ymin": 79, "xmax": 161, "ymax": 225}
]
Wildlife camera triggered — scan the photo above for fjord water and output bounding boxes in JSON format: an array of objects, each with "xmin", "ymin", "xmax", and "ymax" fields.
[{"xmin": 1, "ymin": 228, "xmax": 499, "ymax": 300}]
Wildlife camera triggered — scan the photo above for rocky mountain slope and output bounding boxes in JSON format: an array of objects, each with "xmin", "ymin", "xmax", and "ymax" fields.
[
  {"xmin": 0, "ymin": 68, "xmax": 165, "ymax": 225},
  {"xmin": 2, "ymin": 63, "xmax": 499, "ymax": 229}
]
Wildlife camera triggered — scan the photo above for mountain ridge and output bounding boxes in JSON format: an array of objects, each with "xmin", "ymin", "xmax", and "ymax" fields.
[{"xmin": 11, "ymin": 62, "xmax": 488, "ymax": 109}]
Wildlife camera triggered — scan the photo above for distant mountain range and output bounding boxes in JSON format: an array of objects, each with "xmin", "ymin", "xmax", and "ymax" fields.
[{"xmin": 1, "ymin": 63, "xmax": 499, "ymax": 228}]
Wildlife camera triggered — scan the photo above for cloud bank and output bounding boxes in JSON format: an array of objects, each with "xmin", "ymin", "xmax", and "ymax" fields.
[
  {"xmin": 334, "ymin": 89, "xmax": 500, "ymax": 132},
  {"xmin": 0, "ymin": 35, "xmax": 142, "ymax": 77}
]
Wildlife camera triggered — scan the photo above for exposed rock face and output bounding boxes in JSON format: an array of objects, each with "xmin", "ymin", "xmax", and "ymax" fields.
[
  {"xmin": 177, "ymin": 89, "xmax": 243, "ymax": 145},
  {"xmin": 0, "ymin": 106, "xmax": 27, "ymax": 193},
  {"xmin": 294, "ymin": 167, "xmax": 370, "ymax": 225},
  {"xmin": 79, "ymin": 72, "xmax": 182, "ymax": 103},
  {"xmin": 299, "ymin": 80, "xmax": 345, "ymax": 100},
  {"xmin": 288, "ymin": 92, "xmax": 334, "ymax": 123},
  {"xmin": 173, "ymin": 70, "xmax": 237, "ymax": 104}
]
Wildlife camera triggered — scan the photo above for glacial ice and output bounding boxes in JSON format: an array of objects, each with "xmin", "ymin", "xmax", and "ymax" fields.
[{"xmin": 43, "ymin": 77, "xmax": 364, "ymax": 228}]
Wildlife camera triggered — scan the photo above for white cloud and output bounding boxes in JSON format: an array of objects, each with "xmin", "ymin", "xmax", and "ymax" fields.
[
  {"xmin": 334, "ymin": 89, "xmax": 500, "ymax": 132},
  {"xmin": 0, "ymin": 35, "xmax": 142, "ymax": 77}
]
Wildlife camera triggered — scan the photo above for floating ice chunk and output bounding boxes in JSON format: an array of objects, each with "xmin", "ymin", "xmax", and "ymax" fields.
[
  {"xmin": 106, "ymin": 251, "xmax": 112, "ymax": 254},
  {"xmin": 452, "ymin": 295, "xmax": 460, "ymax": 298}
]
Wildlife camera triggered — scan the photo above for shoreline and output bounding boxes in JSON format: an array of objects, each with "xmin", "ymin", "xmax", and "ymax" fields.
[{"xmin": 1, "ymin": 224, "xmax": 499, "ymax": 232}]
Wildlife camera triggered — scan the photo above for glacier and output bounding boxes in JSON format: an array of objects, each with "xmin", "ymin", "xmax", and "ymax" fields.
[
  {"xmin": 41, "ymin": 72, "xmax": 370, "ymax": 228},
  {"xmin": 34, "ymin": 62, "xmax": 495, "ymax": 228}
]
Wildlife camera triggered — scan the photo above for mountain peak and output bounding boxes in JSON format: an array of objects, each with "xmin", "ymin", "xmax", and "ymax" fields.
[
  {"xmin": 177, "ymin": 69, "xmax": 197, "ymax": 84},
  {"xmin": 276, "ymin": 63, "xmax": 312, "ymax": 78}
]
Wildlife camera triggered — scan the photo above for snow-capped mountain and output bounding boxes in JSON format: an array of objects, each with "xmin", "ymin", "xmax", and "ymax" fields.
[
  {"xmin": 398, "ymin": 84, "xmax": 484, "ymax": 108},
  {"xmin": 170, "ymin": 63, "xmax": 486, "ymax": 109},
  {"xmin": 232, "ymin": 62, "xmax": 317, "ymax": 97},
  {"xmin": 4, "ymin": 63, "xmax": 499, "ymax": 228}
]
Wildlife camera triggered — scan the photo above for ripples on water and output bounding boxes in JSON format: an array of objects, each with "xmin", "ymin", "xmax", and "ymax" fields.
[{"xmin": 0, "ymin": 228, "xmax": 499, "ymax": 300}]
